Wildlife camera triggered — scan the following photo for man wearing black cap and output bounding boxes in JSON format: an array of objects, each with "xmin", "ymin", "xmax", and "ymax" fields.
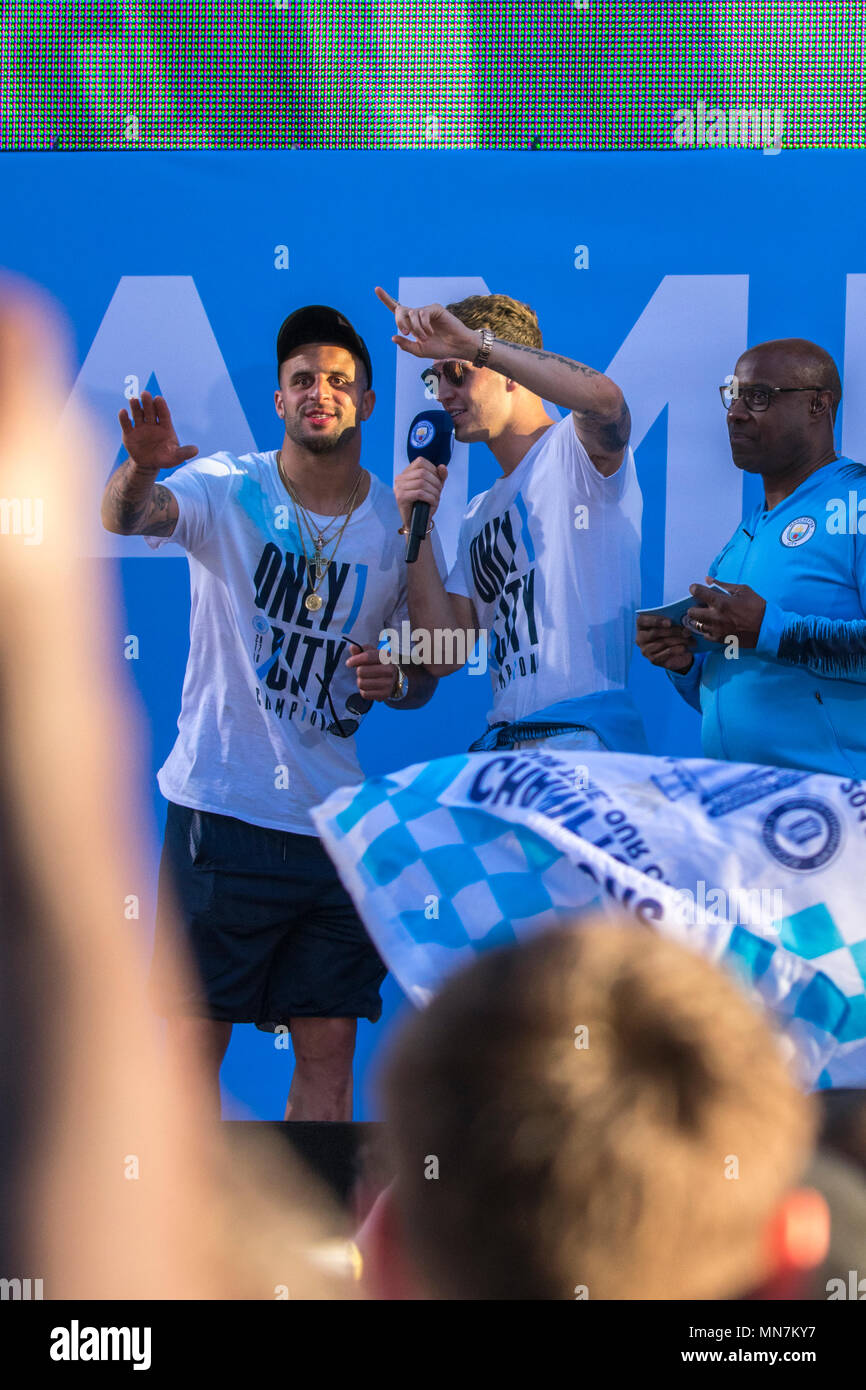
[{"xmin": 101, "ymin": 305, "xmax": 438, "ymax": 1120}]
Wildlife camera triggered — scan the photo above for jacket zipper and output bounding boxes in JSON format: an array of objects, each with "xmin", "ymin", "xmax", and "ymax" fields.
[{"xmin": 814, "ymin": 690, "xmax": 860, "ymax": 778}]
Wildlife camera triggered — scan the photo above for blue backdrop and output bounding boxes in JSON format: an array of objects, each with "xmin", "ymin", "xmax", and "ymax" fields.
[{"xmin": 3, "ymin": 149, "xmax": 864, "ymax": 1117}]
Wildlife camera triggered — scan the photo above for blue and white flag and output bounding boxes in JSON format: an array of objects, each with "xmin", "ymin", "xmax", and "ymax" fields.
[{"xmin": 312, "ymin": 750, "xmax": 866, "ymax": 1090}]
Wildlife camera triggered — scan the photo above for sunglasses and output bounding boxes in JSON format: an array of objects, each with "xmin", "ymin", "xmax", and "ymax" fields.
[
  {"xmin": 262, "ymin": 627, "xmax": 365, "ymax": 738},
  {"xmin": 420, "ymin": 361, "xmax": 473, "ymax": 398},
  {"xmin": 315, "ymin": 671, "xmax": 365, "ymax": 739},
  {"xmin": 279, "ymin": 648, "xmax": 363, "ymax": 738}
]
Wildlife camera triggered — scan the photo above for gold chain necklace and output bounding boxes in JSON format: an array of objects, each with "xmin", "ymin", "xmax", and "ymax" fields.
[
  {"xmin": 277, "ymin": 451, "xmax": 365, "ymax": 611},
  {"xmin": 289, "ymin": 472, "xmax": 364, "ymax": 561},
  {"xmin": 279, "ymin": 450, "xmax": 364, "ymax": 540}
]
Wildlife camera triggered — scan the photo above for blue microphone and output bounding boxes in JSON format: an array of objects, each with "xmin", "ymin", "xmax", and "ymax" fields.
[{"xmin": 405, "ymin": 408, "xmax": 455, "ymax": 563}]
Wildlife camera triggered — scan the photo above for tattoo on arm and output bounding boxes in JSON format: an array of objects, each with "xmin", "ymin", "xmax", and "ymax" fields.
[
  {"xmin": 492, "ymin": 338, "xmax": 602, "ymax": 380},
  {"xmin": 572, "ymin": 398, "xmax": 632, "ymax": 453},
  {"xmin": 102, "ymin": 463, "xmax": 177, "ymax": 535},
  {"xmin": 492, "ymin": 336, "xmax": 630, "ymax": 449},
  {"xmin": 143, "ymin": 484, "xmax": 178, "ymax": 536}
]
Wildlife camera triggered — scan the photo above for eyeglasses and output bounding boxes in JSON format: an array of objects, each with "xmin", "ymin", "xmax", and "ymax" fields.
[
  {"xmin": 420, "ymin": 361, "xmax": 472, "ymax": 398},
  {"xmin": 719, "ymin": 382, "xmax": 827, "ymax": 412}
]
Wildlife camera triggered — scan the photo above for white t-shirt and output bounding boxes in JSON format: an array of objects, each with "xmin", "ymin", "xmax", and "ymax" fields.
[
  {"xmin": 147, "ymin": 450, "xmax": 429, "ymax": 835},
  {"xmin": 446, "ymin": 413, "xmax": 642, "ymax": 725}
]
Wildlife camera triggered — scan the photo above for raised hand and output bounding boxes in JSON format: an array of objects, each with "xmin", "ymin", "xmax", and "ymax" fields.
[
  {"xmin": 374, "ymin": 285, "xmax": 480, "ymax": 363},
  {"xmin": 118, "ymin": 391, "xmax": 198, "ymax": 472}
]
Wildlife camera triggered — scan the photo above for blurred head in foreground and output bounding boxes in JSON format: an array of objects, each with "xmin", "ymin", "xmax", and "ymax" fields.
[{"xmin": 368, "ymin": 920, "xmax": 827, "ymax": 1300}]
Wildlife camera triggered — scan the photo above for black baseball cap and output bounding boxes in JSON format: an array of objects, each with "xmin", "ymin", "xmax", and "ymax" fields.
[{"xmin": 276, "ymin": 305, "xmax": 373, "ymax": 389}]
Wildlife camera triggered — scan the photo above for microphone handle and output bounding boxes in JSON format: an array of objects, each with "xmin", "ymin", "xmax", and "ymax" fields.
[{"xmin": 406, "ymin": 500, "xmax": 431, "ymax": 564}]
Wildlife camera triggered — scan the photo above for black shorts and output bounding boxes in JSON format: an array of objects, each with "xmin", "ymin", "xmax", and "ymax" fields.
[{"xmin": 149, "ymin": 800, "xmax": 386, "ymax": 1029}]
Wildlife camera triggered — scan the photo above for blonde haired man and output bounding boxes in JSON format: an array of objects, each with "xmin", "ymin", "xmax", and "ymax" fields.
[{"xmin": 379, "ymin": 286, "xmax": 647, "ymax": 754}]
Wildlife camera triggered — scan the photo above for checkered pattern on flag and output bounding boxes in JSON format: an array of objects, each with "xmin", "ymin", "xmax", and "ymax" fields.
[{"xmin": 311, "ymin": 750, "xmax": 866, "ymax": 1089}]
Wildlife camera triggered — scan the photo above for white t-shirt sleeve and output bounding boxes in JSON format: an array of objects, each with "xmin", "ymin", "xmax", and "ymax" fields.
[
  {"xmin": 143, "ymin": 456, "xmax": 232, "ymax": 553},
  {"xmin": 564, "ymin": 411, "xmax": 634, "ymax": 501}
]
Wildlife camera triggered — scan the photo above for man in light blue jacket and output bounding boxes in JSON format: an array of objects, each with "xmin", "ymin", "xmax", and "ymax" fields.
[{"xmin": 638, "ymin": 338, "xmax": 866, "ymax": 778}]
